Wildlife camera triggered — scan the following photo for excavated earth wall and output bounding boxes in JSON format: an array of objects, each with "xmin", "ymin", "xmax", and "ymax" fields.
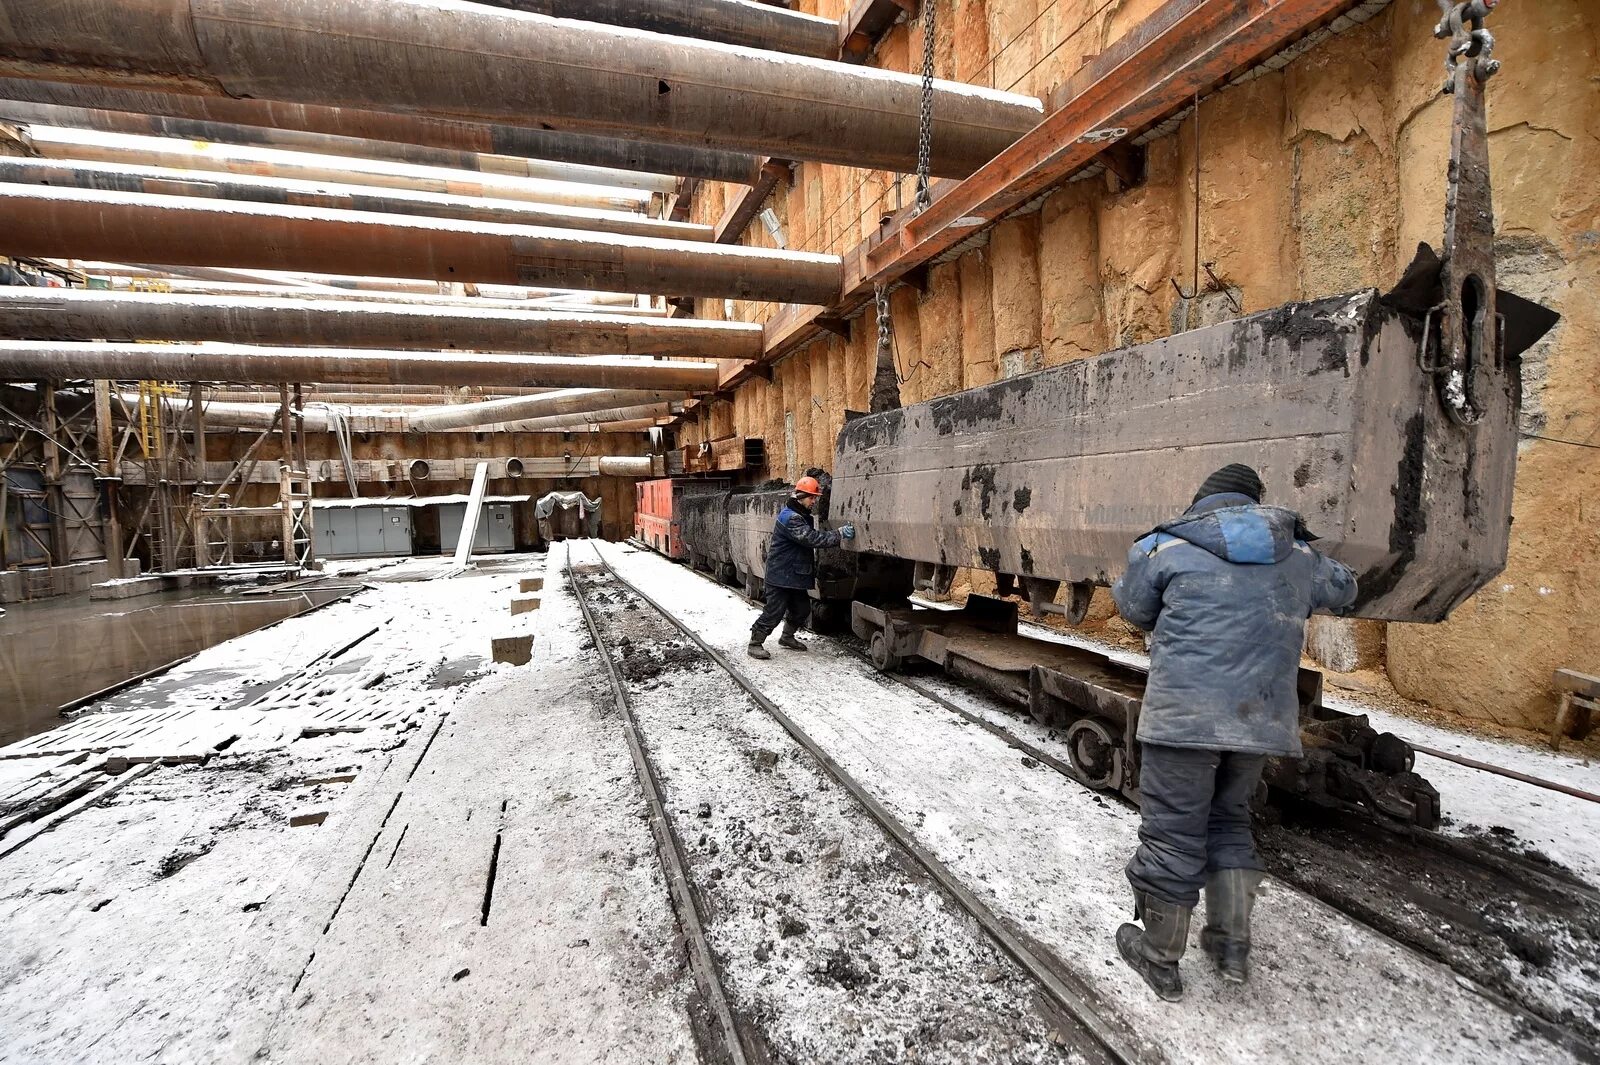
[{"xmin": 684, "ymin": 1, "xmax": 1599, "ymax": 734}]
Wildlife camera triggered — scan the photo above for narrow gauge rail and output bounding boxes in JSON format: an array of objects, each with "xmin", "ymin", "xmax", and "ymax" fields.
[
  {"xmin": 841, "ymin": 644, "xmax": 1600, "ymax": 1061},
  {"xmin": 645, "ymin": 540, "xmax": 1600, "ymax": 1056},
  {"xmin": 572, "ymin": 542, "xmax": 1150, "ymax": 1065}
]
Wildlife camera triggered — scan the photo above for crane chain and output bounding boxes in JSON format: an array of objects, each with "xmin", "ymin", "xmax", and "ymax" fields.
[{"xmin": 913, "ymin": 0, "xmax": 937, "ymax": 216}]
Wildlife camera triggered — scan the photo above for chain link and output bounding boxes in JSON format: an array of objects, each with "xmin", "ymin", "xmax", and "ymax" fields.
[
  {"xmin": 1433, "ymin": 1, "xmax": 1500, "ymax": 92},
  {"xmin": 875, "ymin": 284, "xmax": 893, "ymax": 360},
  {"xmin": 913, "ymin": 0, "xmax": 937, "ymax": 215}
]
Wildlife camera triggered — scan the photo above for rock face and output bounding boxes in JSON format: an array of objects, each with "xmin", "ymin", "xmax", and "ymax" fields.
[{"xmin": 687, "ymin": 1, "xmax": 1598, "ymax": 732}]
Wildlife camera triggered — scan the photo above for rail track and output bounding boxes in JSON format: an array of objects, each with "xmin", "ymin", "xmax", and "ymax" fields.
[
  {"xmin": 637, "ymin": 540, "xmax": 1599, "ymax": 1059},
  {"xmin": 566, "ymin": 541, "xmax": 1151, "ymax": 1065},
  {"xmin": 840, "ymin": 646, "xmax": 1600, "ymax": 1061}
]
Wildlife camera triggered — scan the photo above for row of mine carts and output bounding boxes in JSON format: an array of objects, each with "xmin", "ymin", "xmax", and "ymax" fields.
[{"xmin": 630, "ymin": 467, "xmax": 1442, "ymax": 830}]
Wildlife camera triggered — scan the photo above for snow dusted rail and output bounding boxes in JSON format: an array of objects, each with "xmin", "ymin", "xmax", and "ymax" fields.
[
  {"xmin": 569, "ymin": 541, "xmax": 1148, "ymax": 1065},
  {"xmin": 563, "ymin": 549, "xmax": 756, "ymax": 1065}
]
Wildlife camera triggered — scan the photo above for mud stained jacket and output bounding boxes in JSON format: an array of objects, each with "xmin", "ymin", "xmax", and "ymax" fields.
[
  {"xmin": 1111, "ymin": 493, "xmax": 1358, "ymax": 757},
  {"xmin": 763, "ymin": 502, "xmax": 842, "ymax": 590}
]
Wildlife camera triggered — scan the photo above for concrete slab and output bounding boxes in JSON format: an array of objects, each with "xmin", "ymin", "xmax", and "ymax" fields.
[
  {"xmin": 510, "ymin": 596, "xmax": 540, "ymax": 615},
  {"xmin": 490, "ymin": 635, "xmax": 533, "ymax": 665}
]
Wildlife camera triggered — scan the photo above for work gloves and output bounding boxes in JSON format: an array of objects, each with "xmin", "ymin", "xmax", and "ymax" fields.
[{"xmin": 839, "ymin": 524, "xmax": 856, "ymax": 539}]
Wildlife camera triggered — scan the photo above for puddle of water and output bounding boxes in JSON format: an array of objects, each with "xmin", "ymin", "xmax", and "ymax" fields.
[
  {"xmin": 427, "ymin": 655, "xmax": 488, "ymax": 691},
  {"xmin": 0, "ymin": 585, "xmax": 352, "ymax": 747}
]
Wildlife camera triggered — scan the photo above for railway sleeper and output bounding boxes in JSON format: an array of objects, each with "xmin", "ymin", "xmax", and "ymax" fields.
[{"xmin": 851, "ymin": 594, "xmax": 1441, "ymax": 830}]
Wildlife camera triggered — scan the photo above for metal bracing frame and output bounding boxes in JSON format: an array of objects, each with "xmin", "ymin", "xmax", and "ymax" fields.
[{"xmin": 0, "ymin": 384, "xmax": 107, "ymax": 570}]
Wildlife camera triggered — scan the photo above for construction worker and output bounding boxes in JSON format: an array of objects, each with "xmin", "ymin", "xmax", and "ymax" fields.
[
  {"xmin": 1110, "ymin": 463, "xmax": 1357, "ymax": 1000},
  {"xmin": 747, "ymin": 475, "xmax": 854, "ymax": 659}
]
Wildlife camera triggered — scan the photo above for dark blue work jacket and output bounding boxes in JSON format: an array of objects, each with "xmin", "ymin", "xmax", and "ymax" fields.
[{"xmin": 764, "ymin": 502, "xmax": 842, "ymax": 590}]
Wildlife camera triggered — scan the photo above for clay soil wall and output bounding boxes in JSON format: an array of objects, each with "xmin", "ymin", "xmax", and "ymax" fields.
[{"xmin": 683, "ymin": 1, "xmax": 1599, "ymax": 735}]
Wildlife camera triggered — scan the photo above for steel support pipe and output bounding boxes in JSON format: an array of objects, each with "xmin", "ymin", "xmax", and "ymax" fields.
[
  {"xmin": 0, "ymin": 341, "xmax": 722, "ymax": 389},
  {"xmin": 21, "ymin": 127, "xmax": 648, "ymax": 210},
  {"xmin": 0, "ymin": 158, "xmax": 710, "ymax": 241},
  {"xmin": 492, "ymin": 400, "xmax": 677, "ymax": 432},
  {"xmin": 404, "ymin": 388, "xmax": 667, "ymax": 432},
  {"xmin": 0, "ymin": 288, "xmax": 761, "ymax": 359},
  {"xmin": 0, "ymin": 0, "xmax": 1042, "ymax": 177},
  {"xmin": 0, "ymin": 186, "xmax": 844, "ymax": 304},
  {"xmin": 0, "ymin": 99, "xmax": 677, "ymax": 193},
  {"xmin": 475, "ymin": 0, "xmax": 838, "ymax": 60},
  {"xmin": 0, "ymin": 78, "xmax": 764, "ymax": 186},
  {"xmin": 126, "ymin": 386, "xmax": 679, "ymax": 433}
]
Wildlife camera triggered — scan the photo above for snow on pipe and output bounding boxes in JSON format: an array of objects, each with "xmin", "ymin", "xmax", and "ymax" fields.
[
  {"xmin": 473, "ymin": 0, "xmax": 839, "ymax": 60},
  {"xmin": 0, "ymin": 341, "xmax": 722, "ymax": 389},
  {"xmin": 0, "ymin": 288, "xmax": 759, "ymax": 359},
  {"xmin": 403, "ymin": 388, "xmax": 675, "ymax": 432},
  {"xmin": 0, "ymin": 77, "xmax": 765, "ymax": 186},
  {"xmin": 20, "ymin": 126, "xmax": 650, "ymax": 211},
  {"xmin": 0, "ymin": 0, "xmax": 1042, "ymax": 177},
  {"xmin": 0, "ymin": 186, "xmax": 844, "ymax": 305},
  {"xmin": 0, "ymin": 157, "xmax": 711, "ymax": 242},
  {"xmin": 121, "ymin": 388, "xmax": 682, "ymax": 434},
  {"xmin": 0, "ymin": 99, "xmax": 680, "ymax": 194}
]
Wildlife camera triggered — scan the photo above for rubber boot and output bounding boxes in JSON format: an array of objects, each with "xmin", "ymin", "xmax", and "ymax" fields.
[
  {"xmin": 1200, "ymin": 868, "xmax": 1264, "ymax": 984},
  {"xmin": 747, "ymin": 638, "xmax": 771, "ymax": 660},
  {"xmin": 1116, "ymin": 893, "xmax": 1192, "ymax": 1002},
  {"xmin": 777, "ymin": 626, "xmax": 808, "ymax": 651}
]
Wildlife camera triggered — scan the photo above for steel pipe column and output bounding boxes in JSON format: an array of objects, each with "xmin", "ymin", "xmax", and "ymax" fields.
[
  {"xmin": 0, "ymin": 288, "xmax": 760, "ymax": 358},
  {"xmin": 476, "ymin": 0, "xmax": 839, "ymax": 59},
  {"xmin": 0, "ymin": 99, "xmax": 677, "ymax": 193},
  {"xmin": 0, "ymin": 186, "xmax": 844, "ymax": 304},
  {"xmin": 0, "ymin": 77, "xmax": 764, "ymax": 184},
  {"xmin": 0, "ymin": 0, "xmax": 1042, "ymax": 176},
  {"xmin": 0, "ymin": 341, "xmax": 722, "ymax": 389},
  {"xmin": 0, "ymin": 158, "xmax": 710, "ymax": 240}
]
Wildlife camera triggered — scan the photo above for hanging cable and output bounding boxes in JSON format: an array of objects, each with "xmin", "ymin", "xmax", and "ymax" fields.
[
  {"xmin": 913, "ymin": 0, "xmax": 937, "ymax": 215},
  {"xmin": 308, "ymin": 402, "xmax": 360, "ymax": 497}
]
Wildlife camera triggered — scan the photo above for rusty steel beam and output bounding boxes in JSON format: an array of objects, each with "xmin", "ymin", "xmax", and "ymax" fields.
[
  {"xmin": 0, "ymin": 341, "xmax": 722, "ymax": 389},
  {"xmin": 0, "ymin": 0, "xmax": 1041, "ymax": 177},
  {"xmin": 855, "ymin": 0, "xmax": 1353, "ymax": 290},
  {"xmin": 0, "ymin": 288, "xmax": 763, "ymax": 359},
  {"xmin": 0, "ymin": 98, "xmax": 678, "ymax": 193},
  {"xmin": 0, "ymin": 78, "xmax": 763, "ymax": 185},
  {"xmin": 715, "ymin": 159, "xmax": 790, "ymax": 244},
  {"xmin": 21, "ymin": 127, "xmax": 649, "ymax": 210},
  {"xmin": 0, "ymin": 157, "xmax": 710, "ymax": 241},
  {"xmin": 475, "ymin": 1, "xmax": 839, "ymax": 59},
  {"xmin": 0, "ymin": 186, "xmax": 845, "ymax": 304},
  {"xmin": 753, "ymin": 0, "xmax": 1360, "ymax": 378}
]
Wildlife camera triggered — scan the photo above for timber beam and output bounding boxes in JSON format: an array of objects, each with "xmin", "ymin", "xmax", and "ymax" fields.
[
  {"xmin": 0, "ymin": 186, "xmax": 845, "ymax": 306},
  {"xmin": 0, "ymin": 78, "xmax": 765, "ymax": 185},
  {"xmin": 0, "ymin": 0, "xmax": 1040, "ymax": 177},
  {"xmin": 715, "ymin": 160, "xmax": 792, "ymax": 244},
  {"xmin": 840, "ymin": 0, "xmax": 917, "ymax": 64},
  {"xmin": 0, "ymin": 289, "xmax": 763, "ymax": 360}
]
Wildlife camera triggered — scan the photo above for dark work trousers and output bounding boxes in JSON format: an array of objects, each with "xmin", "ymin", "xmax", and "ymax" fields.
[
  {"xmin": 1125, "ymin": 743, "xmax": 1268, "ymax": 907},
  {"xmin": 751, "ymin": 586, "xmax": 811, "ymax": 643}
]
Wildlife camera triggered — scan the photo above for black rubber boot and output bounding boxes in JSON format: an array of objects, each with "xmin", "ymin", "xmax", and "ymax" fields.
[
  {"xmin": 747, "ymin": 639, "xmax": 771, "ymax": 660},
  {"xmin": 1200, "ymin": 868, "xmax": 1264, "ymax": 984},
  {"xmin": 1116, "ymin": 893, "xmax": 1191, "ymax": 1002},
  {"xmin": 777, "ymin": 628, "xmax": 808, "ymax": 651}
]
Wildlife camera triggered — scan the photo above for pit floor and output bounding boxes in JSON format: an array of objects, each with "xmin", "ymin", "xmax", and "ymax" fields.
[{"xmin": 1, "ymin": 543, "xmax": 1595, "ymax": 1064}]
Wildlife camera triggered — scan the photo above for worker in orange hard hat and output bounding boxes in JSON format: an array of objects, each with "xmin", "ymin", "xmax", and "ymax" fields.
[{"xmin": 748, "ymin": 472, "xmax": 854, "ymax": 659}]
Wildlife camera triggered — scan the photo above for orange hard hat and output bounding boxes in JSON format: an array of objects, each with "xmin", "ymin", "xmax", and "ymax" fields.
[{"xmin": 794, "ymin": 475, "xmax": 823, "ymax": 497}]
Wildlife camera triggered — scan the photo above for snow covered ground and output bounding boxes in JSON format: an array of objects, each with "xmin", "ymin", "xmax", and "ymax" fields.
[
  {"xmin": 4, "ymin": 543, "xmax": 1595, "ymax": 1064},
  {"xmin": 602, "ymin": 541, "xmax": 1591, "ymax": 1065}
]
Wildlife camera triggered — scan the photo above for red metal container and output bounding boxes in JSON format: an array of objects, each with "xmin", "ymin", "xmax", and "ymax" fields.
[{"xmin": 635, "ymin": 477, "xmax": 725, "ymax": 559}]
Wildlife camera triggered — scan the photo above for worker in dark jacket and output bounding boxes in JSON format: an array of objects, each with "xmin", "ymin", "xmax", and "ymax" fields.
[
  {"xmin": 1110, "ymin": 463, "xmax": 1357, "ymax": 1000},
  {"xmin": 748, "ymin": 476, "xmax": 854, "ymax": 659}
]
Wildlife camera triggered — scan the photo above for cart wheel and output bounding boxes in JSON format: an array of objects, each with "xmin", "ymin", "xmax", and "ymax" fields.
[
  {"xmin": 869, "ymin": 630, "xmax": 900, "ymax": 673},
  {"xmin": 1065, "ymin": 718, "xmax": 1122, "ymax": 790}
]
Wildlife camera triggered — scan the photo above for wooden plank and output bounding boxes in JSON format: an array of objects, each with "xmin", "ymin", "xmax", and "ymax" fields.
[
  {"xmin": 839, "ymin": 0, "xmax": 917, "ymax": 63},
  {"xmin": 1554, "ymin": 669, "xmax": 1600, "ymax": 699}
]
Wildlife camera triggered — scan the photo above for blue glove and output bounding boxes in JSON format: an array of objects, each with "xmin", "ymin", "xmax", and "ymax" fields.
[{"xmin": 839, "ymin": 523, "xmax": 856, "ymax": 540}]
